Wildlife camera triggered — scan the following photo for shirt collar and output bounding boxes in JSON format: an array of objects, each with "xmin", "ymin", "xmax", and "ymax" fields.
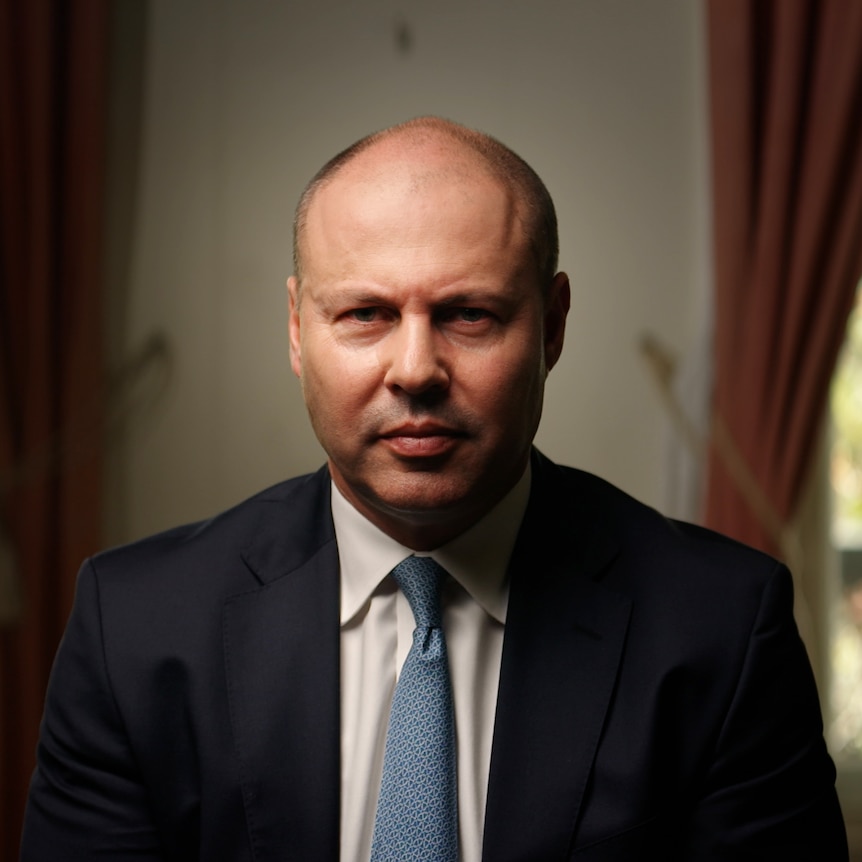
[{"xmin": 332, "ymin": 466, "xmax": 531, "ymax": 627}]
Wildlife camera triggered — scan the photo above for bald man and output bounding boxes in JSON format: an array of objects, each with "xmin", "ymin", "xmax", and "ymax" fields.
[{"xmin": 22, "ymin": 118, "xmax": 846, "ymax": 861}]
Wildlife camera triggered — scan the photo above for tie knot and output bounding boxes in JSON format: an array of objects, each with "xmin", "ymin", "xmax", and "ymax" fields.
[{"xmin": 391, "ymin": 556, "xmax": 445, "ymax": 629}]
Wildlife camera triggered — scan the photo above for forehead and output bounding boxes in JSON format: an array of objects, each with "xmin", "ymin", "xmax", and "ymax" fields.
[{"xmin": 302, "ymin": 138, "xmax": 530, "ymax": 275}]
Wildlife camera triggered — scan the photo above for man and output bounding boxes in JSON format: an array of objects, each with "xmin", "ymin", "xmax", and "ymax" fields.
[{"xmin": 22, "ymin": 117, "xmax": 846, "ymax": 860}]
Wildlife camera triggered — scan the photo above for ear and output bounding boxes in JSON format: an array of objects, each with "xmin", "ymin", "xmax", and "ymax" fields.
[
  {"xmin": 544, "ymin": 271, "xmax": 570, "ymax": 372},
  {"xmin": 287, "ymin": 276, "xmax": 302, "ymax": 379}
]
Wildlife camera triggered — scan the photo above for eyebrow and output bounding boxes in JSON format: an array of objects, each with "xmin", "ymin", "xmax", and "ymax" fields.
[
  {"xmin": 319, "ymin": 286, "xmax": 389, "ymax": 307},
  {"xmin": 436, "ymin": 291, "xmax": 508, "ymax": 305},
  {"xmin": 323, "ymin": 280, "xmax": 520, "ymax": 308}
]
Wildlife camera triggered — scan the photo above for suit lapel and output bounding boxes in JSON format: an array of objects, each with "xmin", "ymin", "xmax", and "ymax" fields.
[
  {"xmin": 482, "ymin": 454, "xmax": 632, "ymax": 862},
  {"xmin": 223, "ymin": 469, "xmax": 341, "ymax": 862}
]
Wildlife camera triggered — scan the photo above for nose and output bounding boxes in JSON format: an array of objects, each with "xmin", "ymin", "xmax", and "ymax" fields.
[{"xmin": 382, "ymin": 316, "xmax": 450, "ymax": 395}]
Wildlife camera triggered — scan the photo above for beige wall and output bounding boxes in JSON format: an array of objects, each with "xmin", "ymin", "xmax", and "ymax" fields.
[{"xmin": 104, "ymin": 0, "xmax": 711, "ymax": 544}]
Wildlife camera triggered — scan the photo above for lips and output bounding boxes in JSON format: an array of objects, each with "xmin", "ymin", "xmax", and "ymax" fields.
[{"xmin": 378, "ymin": 423, "xmax": 465, "ymax": 458}]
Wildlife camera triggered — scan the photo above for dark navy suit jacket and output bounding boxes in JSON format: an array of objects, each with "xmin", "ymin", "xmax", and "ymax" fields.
[{"xmin": 21, "ymin": 451, "xmax": 847, "ymax": 860}]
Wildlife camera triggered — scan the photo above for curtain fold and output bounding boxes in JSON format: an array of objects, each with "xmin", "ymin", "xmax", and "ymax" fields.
[
  {"xmin": 0, "ymin": 1, "xmax": 109, "ymax": 855},
  {"xmin": 705, "ymin": 0, "xmax": 862, "ymax": 557}
]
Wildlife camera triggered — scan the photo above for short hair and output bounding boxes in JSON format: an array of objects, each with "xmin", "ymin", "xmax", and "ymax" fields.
[{"xmin": 292, "ymin": 117, "xmax": 559, "ymax": 292}]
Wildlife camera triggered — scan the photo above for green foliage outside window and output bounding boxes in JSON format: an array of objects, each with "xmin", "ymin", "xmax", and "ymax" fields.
[
  {"xmin": 832, "ymin": 295, "xmax": 862, "ymax": 536},
  {"xmin": 830, "ymin": 285, "xmax": 862, "ymax": 762}
]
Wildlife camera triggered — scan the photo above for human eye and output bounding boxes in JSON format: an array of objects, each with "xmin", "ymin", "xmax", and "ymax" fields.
[
  {"xmin": 346, "ymin": 307, "xmax": 381, "ymax": 323},
  {"xmin": 438, "ymin": 307, "xmax": 494, "ymax": 327},
  {"xmin": 455, "ymin": 307, "xmax": 489, "ymax": 323}
]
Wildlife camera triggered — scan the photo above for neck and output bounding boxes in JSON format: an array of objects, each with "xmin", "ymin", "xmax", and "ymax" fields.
[
  {"xmin": 329, "ymin": 463, "xmax": 531, "ymax": 552},
  {"xmin": 348, "ymin": 501, "xmax": 488, "ymax": 552}
]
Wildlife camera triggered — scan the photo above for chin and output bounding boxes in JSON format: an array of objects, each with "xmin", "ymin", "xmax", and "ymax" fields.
[{"xmin": 368, "ymin": 474, "xmax": 494, "ymax": 523}]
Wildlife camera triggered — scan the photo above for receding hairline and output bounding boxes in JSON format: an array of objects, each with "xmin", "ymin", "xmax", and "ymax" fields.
[{"xmin": 292, "ymin": 116, "xmax": 559, "ymax": 291}]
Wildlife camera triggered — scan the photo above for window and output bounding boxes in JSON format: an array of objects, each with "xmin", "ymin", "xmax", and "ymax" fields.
[{"xmin": 829, "ymin": 288, "xmax": 862, "ymax": 766}]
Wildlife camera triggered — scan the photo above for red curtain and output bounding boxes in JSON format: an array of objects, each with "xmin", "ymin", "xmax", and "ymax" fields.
[
  {"xmin": 0, "ymin": 0, "xmax": 109, "ymax": 855},
  {"xmin": 705, "ymin": 0, "xmax": 862, "ymax": 557}
]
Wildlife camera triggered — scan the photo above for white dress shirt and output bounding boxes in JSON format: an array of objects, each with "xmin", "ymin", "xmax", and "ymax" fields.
[{"xmin": 333, "ymin": 467, "xmax": 530, "ymax": 862}]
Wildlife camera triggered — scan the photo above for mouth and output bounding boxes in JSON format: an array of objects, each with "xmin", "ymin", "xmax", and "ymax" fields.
[{"xmin": 378, "ymin": 423, "xmax": 466, "ymax": 458}]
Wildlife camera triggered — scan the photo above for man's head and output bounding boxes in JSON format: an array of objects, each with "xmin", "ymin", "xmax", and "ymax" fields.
[{"xmin": 288, "ymin": 117, "xmax": 570, "ymax": 549}]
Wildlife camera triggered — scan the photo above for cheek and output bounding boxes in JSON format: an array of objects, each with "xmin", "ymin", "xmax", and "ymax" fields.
[
  {"xmin": 466, "ymin": 341, "xmax": 545, "ymax": 405},
  {"xmin": 483, "ymin": 360, "xmax": 546, "ymax": 440},
  {"xmin": 301, "ymin": 343, "xmax": 378, "ymax": 420}
]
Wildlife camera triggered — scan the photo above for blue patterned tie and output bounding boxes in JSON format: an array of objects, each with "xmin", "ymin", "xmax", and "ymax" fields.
[{"xmin": 370, "ymin": 556, "xmax": 458, "ymax": 862}]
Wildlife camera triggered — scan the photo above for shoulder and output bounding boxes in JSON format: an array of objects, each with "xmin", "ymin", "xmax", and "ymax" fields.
[
  {"xmin": 530, "ymin": 452, "xmax": 786, "ymax": 613},
  {"xmin": 63, "ymin": 466, "xmax": 335, "ymax": 675},
  {"xmin": 87, "ymin": 465, "xmax": 333, "ymax": 600},
  {"xmin": 529, "ymin": 453, "xmax": 808, "ymax": 718}
]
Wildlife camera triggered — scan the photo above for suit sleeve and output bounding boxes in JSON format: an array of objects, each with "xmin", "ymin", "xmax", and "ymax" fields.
[
  {"xmin": 683, "ymin": 563, "xmax": 848, "ymax": 860},
  {"xmin": 20, "ymin": 559, "xmax": 167, "ymax": 861}
]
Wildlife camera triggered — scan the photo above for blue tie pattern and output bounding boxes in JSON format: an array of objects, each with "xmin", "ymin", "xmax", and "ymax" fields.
[{"xmin": 370, "ymin": 556, "xmax": 458, "ymax": 862}]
